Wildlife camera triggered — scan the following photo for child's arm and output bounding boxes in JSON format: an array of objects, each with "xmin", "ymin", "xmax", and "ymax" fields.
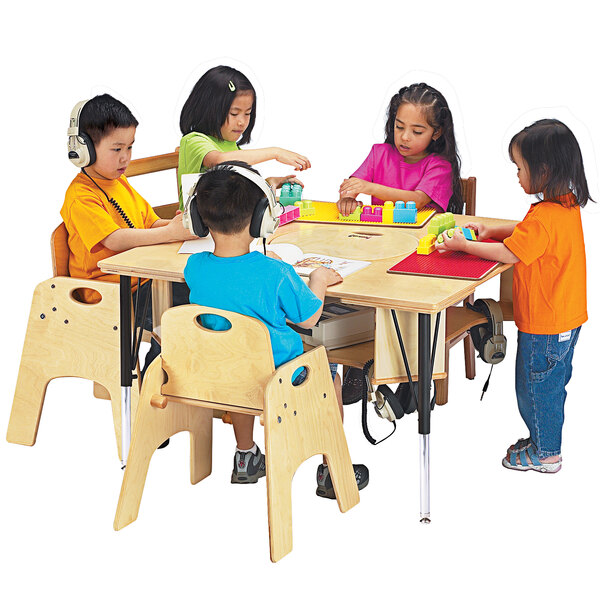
[
  {"xmin": 435, "ymin": 229, "xmax": 520, "ymax": 263},
  {"xmin": 295, "ymin": 267, "xmax": 343, "ymax": 328},
  {"xmin": 203, "ymin": 147, "xmax": 311, "ymax": 171},
  {"xmin": 265, "ymin": 174, "xmax": 303, "ymax": 190},
  {"xmin": 339, "ymin": 178, "xmax": 432, "ymax": 209},
  {"xmin": 101, "ymin": 213, "xmax": 196, "ymax": 252},
  {"xmin": 463, "ymin": 221, "xmax": 517, "ymax": 241}
]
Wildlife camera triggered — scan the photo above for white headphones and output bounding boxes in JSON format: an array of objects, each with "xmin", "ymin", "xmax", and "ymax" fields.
[
  {"xmin": 183, "ymin": 164, "xmax": 283, "ymax": 239},
  {"xmin": 67, "ymin": 100, "xmax": 95, "ymax": 167}
]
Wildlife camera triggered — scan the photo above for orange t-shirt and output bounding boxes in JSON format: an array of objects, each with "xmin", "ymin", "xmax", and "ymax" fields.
[
  {"xmin": 60, "ymin": 173, "xmax": 159, "ymax": 301},
  {"xmin": 503, "ymin": 196, "xmax": 587, "ymax": 334}
]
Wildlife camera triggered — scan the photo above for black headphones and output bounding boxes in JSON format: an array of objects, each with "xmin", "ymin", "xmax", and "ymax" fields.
[
  {"xmin": 67, "ymin": 100, "xmax": 96, "ymax": 167},
  {"xmin": 467, "ymin": 298, "xmax": 507, "ymax": 364},
  {"xmin": 182, "ymin": 165, "xmax": 283, "ymax": 239}
]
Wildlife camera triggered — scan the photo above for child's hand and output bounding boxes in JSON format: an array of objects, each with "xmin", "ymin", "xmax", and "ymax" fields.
[
  {"xmin": 435, "ymin": 229, "xmax": 468, "ymax": 252},
  {"xmin": 309, "ymin": 266, "xmax": 343, "ymax": 287},
  {"xmin": 169, "ymin": 212, "xmax": 198, "ymax": 240},
  {"xmin": 265, "ymin": 250, "xmax": 282, "ymax": 260},
  {"xmin": 337, "ymin": 197, "xmax": 363, "ymax": 216},
  {"xmin": 274, "ymin": 148, "xmax": 311, "ymax": 171},
  {"xmin": 463, "ymin": 222, "xmax": 491, "ymax": 240},
  {"xmin": 339, "ymin": 177, "xmax": 371, "ymax": 197},
  {"xmin": 266, "ymin": 175, "xmax": 303, "ymax": 190}
]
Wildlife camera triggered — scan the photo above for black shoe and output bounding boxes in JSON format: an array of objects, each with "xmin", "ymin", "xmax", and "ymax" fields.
[
  {"xmin": 231, "ymin": 446, "xmax": 266, "ymax": 483},
  {"xmin": 316, "ymin": 463, "xmax": 369, "ymax": 499},
  {"xmin": 342, "ymin": 367, "xmax": 364, "ymax": 405},
  {"xmin": 157, "ymin": 439, "xmax": 170, "ymax": 449}
]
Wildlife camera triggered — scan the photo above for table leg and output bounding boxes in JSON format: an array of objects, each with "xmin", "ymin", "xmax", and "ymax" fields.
[
  {"xmin": 418, "ymin": 312, "xmax": 432, "ymax": 523},
  {"xmin": 119, "ymin": 276, "xmax": 132, "ymax": 469}
]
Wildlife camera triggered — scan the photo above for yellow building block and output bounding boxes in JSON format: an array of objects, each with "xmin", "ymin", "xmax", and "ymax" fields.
[
  {"xmin": 417, "ymin": 234, "xmax": 437, "ymax": 255},
  {"xmin": 382, "ymin": 201, "xmax": 394, "ymax": 224}
]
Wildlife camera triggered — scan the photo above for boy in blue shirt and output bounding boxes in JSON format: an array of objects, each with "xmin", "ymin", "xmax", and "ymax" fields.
[{"xmin": 184, "ymin": 162, "xmax": 368, "ymax": 499}]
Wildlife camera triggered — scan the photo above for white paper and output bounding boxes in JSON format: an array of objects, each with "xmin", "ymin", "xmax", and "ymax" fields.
[{"xmin": 178, "ymin": 235, "xmax": 215, "ymax": 254}]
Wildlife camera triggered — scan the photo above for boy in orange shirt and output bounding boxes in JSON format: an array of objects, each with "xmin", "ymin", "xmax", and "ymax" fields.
[
  {"xmin": 437, "ymin": 119, "xmax": 589, "ymax": 473},
  {"xmin": 61, "ymin": 94, "xmax": 196, "ymax": 369}
]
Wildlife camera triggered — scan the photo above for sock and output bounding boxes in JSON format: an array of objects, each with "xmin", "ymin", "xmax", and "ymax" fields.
[{"xmin": 236, "ymin": 443, "xmax": 257, "ymax": 455}]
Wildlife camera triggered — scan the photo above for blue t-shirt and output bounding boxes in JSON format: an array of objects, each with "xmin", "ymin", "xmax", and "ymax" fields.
[{"xmin": 184, "ymin": 251, "xmax": 322, "ymax": 368}]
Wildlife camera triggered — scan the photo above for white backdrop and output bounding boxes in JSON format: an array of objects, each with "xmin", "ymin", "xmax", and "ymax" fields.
[{"xmin": 1, "ymin": 1, "xmax": 599, "ymax": 598}]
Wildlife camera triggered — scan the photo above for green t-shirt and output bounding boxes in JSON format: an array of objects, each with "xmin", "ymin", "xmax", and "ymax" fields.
[{"xmin": 178, "ymin": 132, "xmax": 239, "ymax": 209}]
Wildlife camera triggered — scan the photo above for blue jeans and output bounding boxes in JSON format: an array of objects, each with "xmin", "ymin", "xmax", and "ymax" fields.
[
  {"xmin": 515, "ymin": 327, "xmax": 581, "ymax": 458},
  {"xmin": 293, "ymin": 363, "xmax": 338, "ymax": 385}
]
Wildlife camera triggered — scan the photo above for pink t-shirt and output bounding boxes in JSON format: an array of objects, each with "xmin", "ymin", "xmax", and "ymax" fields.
[{"xmin": 351, "ymin": 143, "xmax": 453, "ymax": 211}]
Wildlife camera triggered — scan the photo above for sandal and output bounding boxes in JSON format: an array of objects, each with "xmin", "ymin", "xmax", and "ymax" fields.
[
  {"xmin": 502, "ymin": 445, "xmax": 562, "ymax": 473},
  {"xmin": 506, "ymin": 437, "xmax": 532, "ymax": 454}
]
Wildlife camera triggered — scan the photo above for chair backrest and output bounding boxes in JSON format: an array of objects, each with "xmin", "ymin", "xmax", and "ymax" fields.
[
  {"xmin": 51, "ymin": 222, "xmax": 70, "ymax": 277},
  {"xmin": 125, "ymin": 148, "xmax": 180, "ymax": 219},
  {"xmin": 460, "ymin": 176, "xmax": 476, "ymax": 215},
  {"xmin": 160, "ymin": 305, "xmax": 276, "ymax": 411}
]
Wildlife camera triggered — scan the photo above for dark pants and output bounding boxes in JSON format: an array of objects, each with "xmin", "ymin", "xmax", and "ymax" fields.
[{"xmin": 132, "ymin": 281, "xmax": 190, "ymax": 380}]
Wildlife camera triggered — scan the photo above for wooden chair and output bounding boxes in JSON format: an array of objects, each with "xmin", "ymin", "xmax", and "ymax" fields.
[
  {"xmin": 7, "ymin": 150, "xmax": 181, "ymax": 460},
  {"xmin": 114, "ymin": 305, "xmax": 360, "ymax": 562},
  {"xmin": 7, "ymin": 236, "xmax": 129, "ymax": 458}
]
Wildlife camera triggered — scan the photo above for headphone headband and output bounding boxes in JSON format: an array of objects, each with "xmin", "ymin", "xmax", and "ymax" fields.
[{"xmin": 183, "ymin": 164, "xmax": 283, "ymax": 239}]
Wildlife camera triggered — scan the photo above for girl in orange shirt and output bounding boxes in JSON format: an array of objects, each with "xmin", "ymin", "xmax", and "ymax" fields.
[{"xmin": 437, "ymin": 119, "xmax": 591, "ymax": 473}]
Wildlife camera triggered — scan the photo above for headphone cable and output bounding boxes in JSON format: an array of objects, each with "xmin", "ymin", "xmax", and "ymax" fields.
[{"xmin": 81, "ymin": 168, "xmax": 136, "ymax": 229}]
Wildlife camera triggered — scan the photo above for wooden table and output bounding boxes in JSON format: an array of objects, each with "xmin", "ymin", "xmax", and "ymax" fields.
[{"xmin": 99, "ymin": 213, "xmax": 515, "ymax": 520}]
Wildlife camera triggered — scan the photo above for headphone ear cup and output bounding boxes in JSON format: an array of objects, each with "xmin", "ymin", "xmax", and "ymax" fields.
[
  {"xmin": 188, "ymin": 197, "xmax": 209, "ymax": 237},
  {"xmin": 374, "ymin": 385, "xmax": 405, "ymax": 421},
  {"xmin": 249, "ymin": 196, "xmax": 270, "ymax": 238},
  {"xmin": 80, "ymin": 133, "xmax": 96, "ymax": 167}
]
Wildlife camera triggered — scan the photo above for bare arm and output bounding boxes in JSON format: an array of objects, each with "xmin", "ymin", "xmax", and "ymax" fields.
[
  {"xmin": 203, "ymin": 147, "xmax": 311, "ymax": 171},
  {"xmin": 101, "ymin": 213, "xmax": 196, "ymax": 252},
  {"xmin": 295, "ymin": 267, "xmax": 343, "ymax": 328},
  {"xmin": 436, "ymin": 230, "xmax": 520, "ymax": 263}
]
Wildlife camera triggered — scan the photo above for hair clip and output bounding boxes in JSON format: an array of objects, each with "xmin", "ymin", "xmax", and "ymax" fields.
[{"xmin": 228, "ymin": 81, "xmax": 236, "ymax": 92}]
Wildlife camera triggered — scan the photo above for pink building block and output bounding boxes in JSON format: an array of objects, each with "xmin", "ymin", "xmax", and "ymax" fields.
[
  {"xmin": 360, "ymin": 206, "xmax": 383, "ymax": 223},
  {"xmin": 279, "ymin": 204, "xmax": 300, "ymax": 226}
]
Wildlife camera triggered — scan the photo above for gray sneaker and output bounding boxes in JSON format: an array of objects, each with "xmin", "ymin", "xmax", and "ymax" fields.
[
  {"xmin": 316, "ymin": 463, "xmax": 369, "ymax": 499},
  {"xmin": 231, "ymin": 446, "xmax": 266, "ymax": 484}
]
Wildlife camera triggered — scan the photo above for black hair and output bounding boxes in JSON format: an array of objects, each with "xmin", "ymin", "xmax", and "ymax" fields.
[
  {"xmin": 192, "ymin": 161, "xmax": 264, "ymax": 234},
  {"xmin": 509, "ymin": 119, "xmax": 592, "ymax": 207},
  {"xmin": 179, "ymin": 66, "xmax": 256, "ymax": 145},
  {"xmin": 384, "ymin": 83, "xmax": 463, "ymax": 214},
  {"xmin": 79, "ymin": 93, "xmax": 138, "ymax": 145}
]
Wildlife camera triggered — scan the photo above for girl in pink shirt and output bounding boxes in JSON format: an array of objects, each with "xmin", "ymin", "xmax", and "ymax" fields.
[{"xmin": 337, "ymin": 83, "xmax": 463, "ymax": 215}]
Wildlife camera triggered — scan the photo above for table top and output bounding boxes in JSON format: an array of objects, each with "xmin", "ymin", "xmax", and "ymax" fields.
[{"xmin": 99, "ymin": 212, "xmax": 516, "ymax": 314}]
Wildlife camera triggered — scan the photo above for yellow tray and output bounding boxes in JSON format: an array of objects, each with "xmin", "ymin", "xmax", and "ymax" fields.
[{"xmin": 296, "ymin": 201, "xmax": 436, "ymax": 228}]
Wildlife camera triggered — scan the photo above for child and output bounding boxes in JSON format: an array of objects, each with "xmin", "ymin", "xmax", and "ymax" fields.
[
  {"xmin": 183, "ymin": 161, "xmax": 369, "ymax": 498},
  {"xmin": 337, "ymin": 82, "xmax": 463, "ymax": 216},
  {"xmin": 178, "ymin": 65, "xmax": 310, "ymax": 209},
  {"xmin": 339, "ymin": 82, "xmax": 464, "ymax": 403},
  {"xmin": 436, "ymin": 119, "xmax": 589, "ymax": 473},
  {"xmin": 61, "ymin": 93, "xmax": 196, "ymax": 372}
]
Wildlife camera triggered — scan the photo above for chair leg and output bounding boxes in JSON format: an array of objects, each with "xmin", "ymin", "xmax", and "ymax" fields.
[
  {"xmin": 464, "ymin": 333, "xmax": 476, "ymax": 380},
  {"xmin": 323, "ymin": 445, "xmax": 360, "ymax": 513},
  {"xmin": 265, "ymin": 450, "xmax": 294, "ymax": 563},
  {"xmin": 436, "ymin": 343, "xmax": 450, "ymax": 405},
  {"xmin": 463, "ymin": 294, "xmax": 476, "ymax": 380},
  {"xmin": 114, "ymin": 359, "xmax": 214, "ymax": 530}
]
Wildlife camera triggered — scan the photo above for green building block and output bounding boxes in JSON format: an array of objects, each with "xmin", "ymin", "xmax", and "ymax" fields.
[
  {"xmin": 338, "ymin": 206, "xmax": 362, "ymax": 221},
  {"xmin": 427, "ymin": 212, "xmax": 455, "ymax": 236}
]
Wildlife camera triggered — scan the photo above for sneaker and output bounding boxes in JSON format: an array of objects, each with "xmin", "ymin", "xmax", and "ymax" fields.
[
  {"xmin": 342, "ymin": 367, "xmax": 364, "ymax": 405},
  {"xmin": 231, "ymin": 446, "xmax": 266, "ymax": 484},
  {"xmin": 316, "ymin": 463, "xmax": 369, "ymax": 499}
]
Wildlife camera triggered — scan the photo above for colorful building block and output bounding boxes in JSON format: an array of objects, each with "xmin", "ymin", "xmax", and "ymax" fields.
[
  {"xmin": 461, "ymin": 227, "xmax": 477, "ymax": 240},
  {"xmin": 417, "ymin": 234, "xmax": 437, "ymax": 255},
  {"xmin": 436, "ymin": 227, "xmax": 478, "ymax": 244},
  {"xmin": 279, "ymin": 182, "xmax": 303, "ymax": 206},
  {"xmin": 427, "ymin": 212, "xmax": 456, "ymax": 236},
  {"xmin": 360, "ymin": 206, "xmax": 383, "ymax": 223},
  {"xmin": 279, "ymin": 204, "xmax": 300, "ymax": 226},
  {"xmin": 338, "ymin": 206, "xmax": 362, "ymax": 221},
  {"xmin": 392, "ymin": 201, "xmax": 418, "ymax": 223},
  {"xmin": 382, "ymin": 201, "xmax": 394, "ymax": 224},
  {"xmin": 295, "ymin": 199, "xmax": 315, "ymax": 217}
]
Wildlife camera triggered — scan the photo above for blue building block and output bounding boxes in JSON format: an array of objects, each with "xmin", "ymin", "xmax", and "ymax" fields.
[{"xmin": 393, "ymin": 201, "xmax": 418, "ymax": 223}]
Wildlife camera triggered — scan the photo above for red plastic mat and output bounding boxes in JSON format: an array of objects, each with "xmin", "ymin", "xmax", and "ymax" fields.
[{"xmin": 388, "ymin": 249, "xmax": 499, "ymax": 280}]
